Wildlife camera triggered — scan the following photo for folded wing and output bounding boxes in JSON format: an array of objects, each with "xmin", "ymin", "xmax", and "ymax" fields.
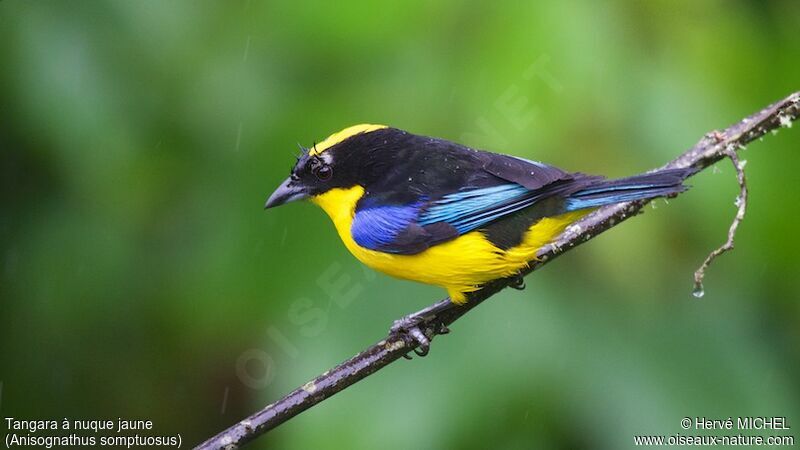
[{"xmin": 351, "ymin": 152, "xmax": 588, "ymax": 255}]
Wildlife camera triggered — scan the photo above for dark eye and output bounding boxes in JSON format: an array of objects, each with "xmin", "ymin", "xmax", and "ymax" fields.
[{"xmin": 314, "ymin": 164, "xmax": 332, "ymax": 181}]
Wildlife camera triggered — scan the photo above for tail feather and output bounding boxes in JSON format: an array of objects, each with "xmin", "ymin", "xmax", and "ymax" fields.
[{"xmin": 565, "ymin": 168, "xmax": 692, "ymax": 211}]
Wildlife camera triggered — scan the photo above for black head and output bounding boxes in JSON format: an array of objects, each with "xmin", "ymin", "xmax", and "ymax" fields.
[{"xmin": 265, "ymin": 124, "xmax": 411, "ymax": 208}]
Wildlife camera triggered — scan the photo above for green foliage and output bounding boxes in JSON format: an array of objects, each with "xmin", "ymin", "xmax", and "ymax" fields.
[{"xmin": 1, "ymin": 1, "xmax": 798, "ymax": 448}]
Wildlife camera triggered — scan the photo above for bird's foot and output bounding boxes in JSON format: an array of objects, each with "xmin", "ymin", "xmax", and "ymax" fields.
[
  {"xmin": 390, "ymin": 300, "xmax": 453, "ymax": 359},
  {"xmin": 509, "ymin": 275, "xmax": 526, "ymax": 290}
]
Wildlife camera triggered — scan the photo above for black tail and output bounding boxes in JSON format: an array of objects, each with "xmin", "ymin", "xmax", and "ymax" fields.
[{"xmin": 565, "ymin": 167, "xmax": 693, "ymax": 211}]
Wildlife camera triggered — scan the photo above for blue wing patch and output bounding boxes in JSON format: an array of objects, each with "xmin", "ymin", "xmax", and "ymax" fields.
[
  {"xmin": 419, "ymin": 184, "xmax": 538, "ymax": 234},
  {"xmin": 351, "ymin": 183, "xmax": 547, "ymax": 253},
  {"xmin": 351, "ymin": 204, "xmax": 422, "ymax": 250}
]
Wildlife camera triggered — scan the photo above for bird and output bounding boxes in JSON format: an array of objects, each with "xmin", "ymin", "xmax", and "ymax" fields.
[{"xmin": 266, "ymin": 124, "xmax": 691, "ymax": 350}]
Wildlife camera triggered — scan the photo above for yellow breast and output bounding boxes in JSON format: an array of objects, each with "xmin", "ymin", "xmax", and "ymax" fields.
[{"xmin": 311, "ymin": 186, "xmax": 587, "ymax": 304}]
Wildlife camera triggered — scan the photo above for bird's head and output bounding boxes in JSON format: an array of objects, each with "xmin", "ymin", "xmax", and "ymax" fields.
[{"xmin": 264, "ymin": 124, "xmax": 391, "ymax": 209}]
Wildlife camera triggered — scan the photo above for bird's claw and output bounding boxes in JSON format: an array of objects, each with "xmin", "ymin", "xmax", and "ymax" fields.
[
  {"xmin": 509, "ymin": 275, "xmax": 526, "ymax": 290},
  {"xmin": 409, "ymin": 326, "xmax": 430, "ymax": 357},
  {"xmin": 394, "ymin": 320, "xmax": 432, "ymax": 359},
  {"xmin": 392, "ymin": 315, "xmax": 450, "ymax": 359},
  {"xmin": 391, "ymin": 300, "xmax": 455, "ymax": 359}
]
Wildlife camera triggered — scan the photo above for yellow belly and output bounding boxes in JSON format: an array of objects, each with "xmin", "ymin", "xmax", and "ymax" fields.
[{"xmin": 312, "ymin": 186, "xmax": 588, "ymax": 304}]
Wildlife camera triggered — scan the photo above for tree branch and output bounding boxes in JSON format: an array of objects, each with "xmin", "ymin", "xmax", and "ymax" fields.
[{"xmin": 196, "ymin": 92, "xmax": 800, "ymax": 450}]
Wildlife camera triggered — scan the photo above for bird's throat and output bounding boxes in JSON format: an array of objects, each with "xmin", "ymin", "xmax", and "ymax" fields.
[{"xmin": 311, "ymin": 185, "xmax": 366, "ymax": 225}]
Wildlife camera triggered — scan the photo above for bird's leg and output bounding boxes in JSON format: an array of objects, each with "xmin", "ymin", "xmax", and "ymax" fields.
[
  {"xmin": 509, "ymin": 274, "xmax": 526, "ymax": 290},
  {"xmin": 391, "ymin": 298, "xmax": 454, "ymax": 358}
]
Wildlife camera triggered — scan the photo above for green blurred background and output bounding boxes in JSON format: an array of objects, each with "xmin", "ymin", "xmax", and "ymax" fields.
[{"xmin": 1, "ymin": 1, "xmax": 799, "ymax": 448}]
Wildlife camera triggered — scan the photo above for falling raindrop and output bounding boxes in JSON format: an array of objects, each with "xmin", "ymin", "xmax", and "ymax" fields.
[{"xmin": 692, "ymin": 284, "xmax": 705, "ymax": 299}]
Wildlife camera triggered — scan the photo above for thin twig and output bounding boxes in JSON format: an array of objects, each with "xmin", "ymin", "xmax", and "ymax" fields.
[
  {"xmin": 196, "ymin": 91, "xmax": 800, "ymax": 450},
  {"xmin": 692, "ymin": 144, "xmax": 749, "ymax": 298}
]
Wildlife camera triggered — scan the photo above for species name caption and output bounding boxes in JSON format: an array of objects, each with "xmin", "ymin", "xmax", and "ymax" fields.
[{"xmin": 3, "ymin": 417, "xmax": 182, "ymax": 448}]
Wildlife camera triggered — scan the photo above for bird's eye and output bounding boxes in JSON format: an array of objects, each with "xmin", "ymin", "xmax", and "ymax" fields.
[{"xmin": 314, "ymin": 164, "xmax": 333, "ymax": 181}]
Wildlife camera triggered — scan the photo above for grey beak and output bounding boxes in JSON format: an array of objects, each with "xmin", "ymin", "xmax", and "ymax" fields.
[{"xmin": 265, "ymin": 177, "xmax": 309, "ymax": 209}]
